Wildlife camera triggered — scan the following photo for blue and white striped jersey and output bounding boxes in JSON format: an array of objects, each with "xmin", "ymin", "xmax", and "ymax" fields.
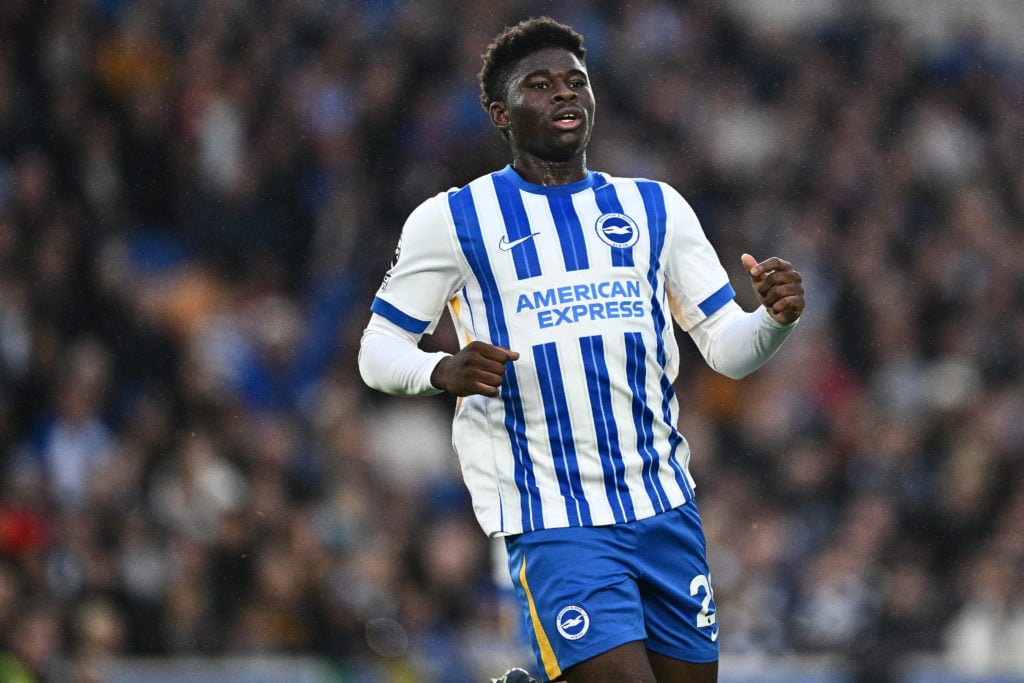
[{"xmin": 370, "ymin": 165, "xmax": 735, "ymax": 536}]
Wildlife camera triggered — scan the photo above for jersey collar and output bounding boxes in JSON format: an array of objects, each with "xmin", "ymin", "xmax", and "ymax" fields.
[{"xmin": 495, "ymin": 165, "xmax": 601, "ymax": 195}]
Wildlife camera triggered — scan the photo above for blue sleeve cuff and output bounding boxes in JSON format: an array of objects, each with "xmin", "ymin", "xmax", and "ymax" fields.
[
  {"xmin": 698, "ymin": 282, "xmax": 735, "ymax": 317},
  {"xmin": 370, "ymin": 297, "xmax": 431, "ymax": 334}
]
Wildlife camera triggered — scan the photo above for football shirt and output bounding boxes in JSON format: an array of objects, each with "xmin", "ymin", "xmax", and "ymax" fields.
[{"xmin": 371, "ymin": 166, "xmax": 734, "ymax": 536}]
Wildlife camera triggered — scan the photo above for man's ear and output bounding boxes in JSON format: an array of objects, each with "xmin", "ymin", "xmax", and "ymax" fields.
[{"xmin": 489, "ymin": 101, "xmax": 510, "ymax": 131}]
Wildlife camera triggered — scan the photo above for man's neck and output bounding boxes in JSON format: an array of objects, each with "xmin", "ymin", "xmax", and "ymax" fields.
[{"xmin": 510, "ymin": 154, "xmax": 588, "ymax": 186}]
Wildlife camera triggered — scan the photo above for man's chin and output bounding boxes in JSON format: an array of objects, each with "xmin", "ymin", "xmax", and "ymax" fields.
[
  {"xmin": 544, "ymin": 149, "xmax": 581, "ymax": 163},
  {"xmin": 539, "ymin": 139, "xmax": 589, "ymax": 163}
]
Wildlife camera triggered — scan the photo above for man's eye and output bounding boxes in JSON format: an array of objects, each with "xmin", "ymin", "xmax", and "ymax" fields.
[
  {"xmin": 530, "ymin": 82, "xmax": 548, "ymax": 89},
  {"xmin": 571, "ymin": 80, "xmax": 587, "ymax": 88}
]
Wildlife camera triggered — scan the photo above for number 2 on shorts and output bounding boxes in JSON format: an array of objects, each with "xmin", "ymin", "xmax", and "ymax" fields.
[{"xmin": 689, "ymin": 573, "xmax": 718, "ymax": 641}]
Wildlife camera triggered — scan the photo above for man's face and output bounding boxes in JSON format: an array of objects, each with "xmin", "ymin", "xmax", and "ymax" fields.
[{"xmin": 492, "ymin": 47, "xmax": 595, "ymax": 163}]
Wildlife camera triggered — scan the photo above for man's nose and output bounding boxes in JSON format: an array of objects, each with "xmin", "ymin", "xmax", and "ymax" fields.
[{"xmin": 552, "ymin": 80, "xmax": 577, "ymax": 101}]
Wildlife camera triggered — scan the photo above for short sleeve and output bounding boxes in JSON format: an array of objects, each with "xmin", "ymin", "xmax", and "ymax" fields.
[
  {"xmin": 370, "ymin": 194, "xmax": 464, "ymax": 336},
  {"xmin": 660, "ymin": 185, "xmax": 735, "ymax": 331}
]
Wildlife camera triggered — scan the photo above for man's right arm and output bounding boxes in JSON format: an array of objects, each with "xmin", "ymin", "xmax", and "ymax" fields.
[
  {"xmin": 358, "ymin": 195, "xmax": 459, "ymax": 397},
  {"xmin": 359, "ymin": 316, "xmax": 520, "ymax": 398},
  {"xmin": 358, "ymin": 193, "xmax": 520, "ymax": 398},
  {"xmin": 358, "ymin": 314, "xmax": 451, "ymax": 397}
]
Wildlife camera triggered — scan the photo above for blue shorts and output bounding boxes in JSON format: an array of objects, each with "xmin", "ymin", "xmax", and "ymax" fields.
[{"xmin": 504, "ymin": 501, "xmax": 718, "ymax": 681}]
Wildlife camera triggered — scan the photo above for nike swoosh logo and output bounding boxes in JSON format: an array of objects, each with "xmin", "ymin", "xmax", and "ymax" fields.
[{"xmin": 498, "ymin": 232, "xmax": 541, "ymax": 251}]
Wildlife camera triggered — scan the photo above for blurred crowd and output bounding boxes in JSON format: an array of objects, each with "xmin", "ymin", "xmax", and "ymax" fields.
[{"xmin": 0, "ymin": 1, "xmax": 1022, "ymax": 681}]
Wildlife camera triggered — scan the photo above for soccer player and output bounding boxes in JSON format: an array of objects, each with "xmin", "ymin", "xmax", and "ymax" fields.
[{"xmin": 358, "ymin": 17, "xmax": 805, "ymax": 683}]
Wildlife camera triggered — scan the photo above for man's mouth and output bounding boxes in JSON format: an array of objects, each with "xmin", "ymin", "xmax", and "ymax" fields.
[{"xmin": 552, "ymin": 109, "xmax": 583, "ymax": 131}]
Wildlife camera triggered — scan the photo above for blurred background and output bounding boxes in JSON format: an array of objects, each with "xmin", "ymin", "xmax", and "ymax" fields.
[{"xmin": 0, "ymin": 1, "xmax": 1022, "ymax": 682}]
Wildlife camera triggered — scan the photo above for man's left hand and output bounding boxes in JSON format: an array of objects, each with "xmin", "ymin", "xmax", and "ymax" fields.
[{"xmin": 741, "ymin": 253, "xmax": 805, "ymax": 325}]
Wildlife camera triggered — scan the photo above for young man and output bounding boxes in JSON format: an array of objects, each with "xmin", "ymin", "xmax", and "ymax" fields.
[{"xmin": 359, "ymin": 17, "xmax": 804, "ymax": 683}]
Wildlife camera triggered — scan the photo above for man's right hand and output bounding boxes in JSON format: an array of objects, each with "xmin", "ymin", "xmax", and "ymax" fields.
[{"xmin": 431, "ymin": 341, "xmax": 520, "ymax": 397}]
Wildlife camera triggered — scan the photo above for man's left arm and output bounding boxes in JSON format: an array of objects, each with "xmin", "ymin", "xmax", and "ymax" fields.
[{"xmin": 686, "ymin": 253, "xmax": 804, "ymax": 379}]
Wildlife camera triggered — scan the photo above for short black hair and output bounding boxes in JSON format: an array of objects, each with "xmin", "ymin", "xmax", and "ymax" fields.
[{"xmin": 478, "ymin": 16, "xmax": 586, "ymax": 111}]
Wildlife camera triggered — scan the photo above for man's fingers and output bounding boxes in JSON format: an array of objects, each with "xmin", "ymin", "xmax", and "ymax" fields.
[
  {"xmin": 766, "ymin": 292, "xmax": 802, "ymax": 313},
  {"xmin": 741, "ymin": 252, "xmax": 758, "ymax": 274},
  {"xmin": 745, "ymin": 254, "xmax": 794, "ymax": 279},
  {"xmin": 756, "ymin": 256, "xmax": 793, "ymax": 274},
  {"xmin": 758, "ymin": 275, "xmax": 803, "ymax": 302},
  {"xmin": 443, "ymin": 341, "xmax": 520, "ymax": 397},
  {"xmin": 473, "ymin": 367, "xmax": 508, "ymax": 387},
  {"xmin": 449, "ymin": 370, "xmax": 505, "ymax": 397},
  {"xmin": 472, "ymin": 382, "xmax": 501, "ymax": 398},
  {"xmin": 756, "ymin": 266, "xmax": 802, "ymax": 293},
  {"xmin": 494, "ymin": 347, "xmax": 519, "ymax": 363},
  {"xmin": 471, "ymin": 352, "xmax": 517, "ymax": 377},
  {"xmin": 434, "ymin": 342, "xmax": 520, "ymax": 396},
  {"xmin": 468, "ymin": 341, "xmax": 520, "ymax": 363},
  {"xmin": 741, "ymin": 253, "xmax": 804, "ymax": 324}
]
